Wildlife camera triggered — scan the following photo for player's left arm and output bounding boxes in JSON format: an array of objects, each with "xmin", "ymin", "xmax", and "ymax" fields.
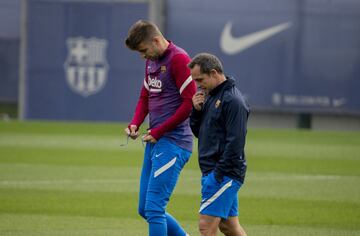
[{"xmin": 149, "ymin": 54, "xmax": 196, "ymax": 140}]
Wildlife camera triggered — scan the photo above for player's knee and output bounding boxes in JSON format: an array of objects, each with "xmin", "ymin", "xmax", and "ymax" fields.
[
  {"xmin": 145, "ymin": 209, "xmax": 165, "ymax": 224},
  {"xmin": 144, "ymin": 199, "xmax": 165, "ymax": 219},
  {"xmin": 138, "ymin": 206, "xmax": 146, "ymax": 219}
]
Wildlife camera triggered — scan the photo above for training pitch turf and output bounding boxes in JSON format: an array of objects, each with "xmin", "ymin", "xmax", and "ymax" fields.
[{"xmin": 0, "ymin": 121, "xmax": 359, "ymax": 235}]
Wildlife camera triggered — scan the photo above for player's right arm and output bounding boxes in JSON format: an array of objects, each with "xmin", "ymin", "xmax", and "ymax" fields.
[{"xmin": 124, "ymin": 83, "xmax": 149, "ymax": 139}]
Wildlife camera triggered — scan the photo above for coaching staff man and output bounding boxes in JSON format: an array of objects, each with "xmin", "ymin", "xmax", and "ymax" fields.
[{"xmin": 189, "ymin": 53, "xmax": 249, "ymax": 236}]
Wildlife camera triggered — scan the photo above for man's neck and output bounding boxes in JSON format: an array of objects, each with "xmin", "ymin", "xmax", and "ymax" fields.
[
  {"xmin": 158, "ymin": 38, "xmax": 170, "ymax": 55},
  {"xmin": 215, "ymin": 74, "xmax": 227, "ymax": 87},
  {"xmin": 208, "ymin": 74, "xmax": 227, "ymax": 93}
]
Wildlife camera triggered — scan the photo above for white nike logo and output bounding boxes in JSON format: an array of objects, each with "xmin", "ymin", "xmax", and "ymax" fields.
[
  {"xmin": 220, "ymin": 21, "xmax": 292, "ymax": 55},
  {"xmin": 332, "ymin": 98, "xmax": 346, "ymax": 107},
  {"xmin": 155, "ymin": 153, "xmax": 163, "ymax": 158}
]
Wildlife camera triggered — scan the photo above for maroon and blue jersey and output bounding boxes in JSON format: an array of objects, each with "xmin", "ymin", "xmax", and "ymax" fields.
[{"xmin": 130, "ymin": 42, "xmax": 196, "ymax": 152}]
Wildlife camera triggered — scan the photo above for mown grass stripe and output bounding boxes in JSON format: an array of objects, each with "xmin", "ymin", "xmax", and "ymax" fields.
[{"xmin": 1, "ymin": 121, "xmax": 360, "ymax": 235}]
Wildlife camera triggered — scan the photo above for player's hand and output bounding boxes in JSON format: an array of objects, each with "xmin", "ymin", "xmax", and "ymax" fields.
[
  {"xmin": 142, "ymin": 130, "xmax": 157, "ymax": 143},
  {"xmin": 192, "ymin": 91, "xmax": 205, "ymax": 111},
  {"xmin": 124, "ymin": 125, "xmax": 139, "ymax": 140}
]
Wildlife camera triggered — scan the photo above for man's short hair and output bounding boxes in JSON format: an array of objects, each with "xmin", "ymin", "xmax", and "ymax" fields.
[
  {"xmin": 188, "ymin": 53, "xmax": 224, "ymax": 74},
  {"xmin": 125, "ymin": 20, "xmax": 161, "ymax": 50}
]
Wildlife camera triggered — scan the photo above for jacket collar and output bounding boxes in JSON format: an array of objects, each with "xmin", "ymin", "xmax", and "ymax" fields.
[{"xmin": 209, "ymin": 76, "xmax": 235, "ymax": 96}]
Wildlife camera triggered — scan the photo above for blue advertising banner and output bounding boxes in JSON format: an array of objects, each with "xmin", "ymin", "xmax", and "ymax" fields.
[
  {"xmin": 0, "ymin": 0, "xmax": 20, "ymax": 103},
  {"xmin": 0, "ymin": 0, "xmax": 20, "ymax": 38},
  {"xmin": 24, "ymin": 0, "xmax": 148, "ymax": 121},
  {"xmin": 0, "ymin": 39, "xmax": 19, "ymax": 102},
  {"xmin": 167, "ymin": 0, "xmax": 360, "ymax": 115}
]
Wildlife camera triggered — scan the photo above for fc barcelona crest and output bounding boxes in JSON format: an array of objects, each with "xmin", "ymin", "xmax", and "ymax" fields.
[
  {"xmin": 64, "ymin": 37, "xmax": 109, "ymax": 97},
  {"xmin": 215, "ymin": 99, "xmax": 221, "ymax": 108},
  {"xmin": 161, "ymin": 65, "xmax": 166, "ymax": 73}
]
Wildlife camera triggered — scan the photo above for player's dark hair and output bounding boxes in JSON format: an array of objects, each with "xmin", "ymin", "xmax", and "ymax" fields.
[
  {"xmin": 125, "ymin": 20, "xmax": 161, "ymax": 50},
  {"xmin": 188, "ymin": 53, "xmax": 224, "ymax": 74}
]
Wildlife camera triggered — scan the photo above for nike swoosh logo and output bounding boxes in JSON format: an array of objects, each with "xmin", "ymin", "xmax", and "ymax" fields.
[
  {"xmin": 155, "ymin": 153, "xmax": 163, "ymax": 158},
  {"xmin": 333, "ymin": 98, "xmax": 346, "ymax": 107},
  {"xmin": 220, "ymin": 21, "xmax": 292, "ymax": 55}
]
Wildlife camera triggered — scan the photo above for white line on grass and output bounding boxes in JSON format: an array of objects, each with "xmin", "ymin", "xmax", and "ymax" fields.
[
  {"xmin": 0, "ymin": 179, "xmax": 138, "ymax": 186},
  {"xmin": 0, "ymin": 133, "xmax": 143, "ymax": 151},
  {"xmin": 0, "ymin": 174, "xmax": 352, "ymax": 187},
  {"xmin": 249, "ymin": 174, "xmax": 342, "ymax": 181}
]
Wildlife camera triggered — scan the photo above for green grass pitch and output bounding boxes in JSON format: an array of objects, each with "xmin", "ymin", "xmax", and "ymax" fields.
[{"xmin": 0, "ymin": 121, "xmax": 360, "ymax": 235}]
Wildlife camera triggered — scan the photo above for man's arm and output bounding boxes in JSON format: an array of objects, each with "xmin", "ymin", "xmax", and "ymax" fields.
[
  {"xmin": 149, "ymin": 54, "xmax": 196, "ymax": 140},
  {"xmin": 128, "ymin": 82, "xmax": 149, "ymax": 130},
  {"xmin": 214, "ymin": 97, "xmax": 248, "ymax": 182}
]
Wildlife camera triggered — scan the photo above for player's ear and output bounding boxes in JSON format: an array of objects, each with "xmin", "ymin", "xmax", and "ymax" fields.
[{"xmin": 152, "ymin": 36, "xmax": 161, "ymax": 46}]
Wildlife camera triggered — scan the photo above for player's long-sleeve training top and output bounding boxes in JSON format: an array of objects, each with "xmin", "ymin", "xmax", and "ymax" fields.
[
  {"xmin": 190, "ymin": 77, "xmax": 250, "ymax": 183},
  {"xmin": 129, "ymin": 41, "xmax": 196, "ymax": 152}
]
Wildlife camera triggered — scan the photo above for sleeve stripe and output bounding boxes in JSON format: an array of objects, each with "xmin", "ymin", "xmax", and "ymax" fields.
[
  {"xmin": 179, "ymin": 76, "xmax": 193, "ymax": 94},
  {"xmin": 143, "ymin": 78, "xmax": 149, "ymax": 91}
]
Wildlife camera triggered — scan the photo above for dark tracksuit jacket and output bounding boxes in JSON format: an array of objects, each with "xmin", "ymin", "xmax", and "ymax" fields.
[{"xmin": 190, "ymin": 77, "xmax": 250, "ymax": 184}]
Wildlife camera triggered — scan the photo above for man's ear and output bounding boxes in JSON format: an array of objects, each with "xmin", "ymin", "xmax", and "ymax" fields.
[{"xmin": 210, "ymin": 69, "xmax": 218, "ymax": 78}]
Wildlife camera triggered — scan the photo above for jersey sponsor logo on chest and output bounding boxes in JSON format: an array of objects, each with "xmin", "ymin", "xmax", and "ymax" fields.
[{"xmin": 148, "ymin": 76, "xmax": 162, "ymax": 93}]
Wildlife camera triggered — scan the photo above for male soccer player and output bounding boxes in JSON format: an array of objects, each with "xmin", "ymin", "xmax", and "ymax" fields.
[
  {"xmin": 124, "ymin": 20, "xmax": 196, "ymax": 236},
  {"xmin": 189, "ymin": 53, "xmax": 249, "ymax": 236}
]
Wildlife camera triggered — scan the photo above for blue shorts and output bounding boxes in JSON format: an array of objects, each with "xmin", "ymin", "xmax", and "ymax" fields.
[
  {"xmin": 138, "ymin": 137, "xmax": 191, "ymax": 218},
  {"xmin": 199, "ymin": 172, "xmax": 242, "ymax": 219}
]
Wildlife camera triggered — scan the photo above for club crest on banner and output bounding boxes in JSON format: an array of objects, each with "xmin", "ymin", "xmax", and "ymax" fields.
[{"xmin": 64, "ymin": 37, "xmax": 109, "ymax": 97}]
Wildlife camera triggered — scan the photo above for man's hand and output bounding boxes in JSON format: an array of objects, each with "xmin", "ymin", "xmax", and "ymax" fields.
[
  {"xmin": 192, "ymin": 91, "xmax": 205, "ymax": 111},
  {"xmin": 142, "ymin": 130, "xmax": 157, "ymax": 143},
  {"xmin": 124, "ymin": 125, "xmax": 139, "ymax": 140}
]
